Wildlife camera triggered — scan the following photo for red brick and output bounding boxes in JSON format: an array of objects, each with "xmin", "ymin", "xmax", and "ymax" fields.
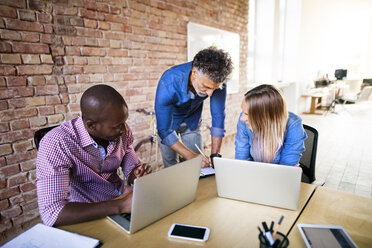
[
  {"xmin": 107, "ymin": 65, "xmax": 128, "ymax": 73},
  {"xmin": 0, "ymin": 199, "xmax": 9, "ymax": 211},
  {"xmin": 20, "ymin": 31, "xmax": 40, "ymax": 42},
  {"xmin": 54, "ymin": 26, "xmax": 77, "ymax": 36},
  {"xmin": 54, "ymin": 6, "xmax": 78, "ymax": 15},
  {"xmin": 55, "ymin": 104, "xmax": 67, "ymax": 114},
  {"xmin": 44, "ymin": 24, "xmax": 53, "ymax": 34},
  {"xmin": 108, "ymin": 49, "xmax": 127, "ymax": 57},
  {"xmin": 29, "ymin": 116, "xmax": 47, "ymax": 127},
  {"xmin": 51, "ymin": 46, "xmax": 65, "ymax": 56},
  {"xmin": 12, "ymin": 208, "xmax": 39, "ymax": 226},
  {"xmin": 83, "ymin": 65, "xmax": 106, "ymax": 73},
  {"xmin": 68, "ymin": 103, "xmax": 80, "ymax": 112},
  {"xmin": 105, "ymin": 13, "xmax": 127, "ymax": 24},
  {"xmin": 0, "ymin": 76, "xmax": 5, "ymax": 86},
  {"xmin": 0, "ymin": 41, "xmax": 11, "ymax": 52},
  {"xmin": 70, "ymin": 17, "xmax": 84, "ymax": 26},
  {"xmin": 20, "ymin": 54, "xmax": 40, "ymax": 64},
  {"xmin": 79, "ymin": 8, "xmax": 97, "ymax": 19},
  {"xmin": 0, "ymin": 100, "xmax": 7, "ymax": 110},
  {"xmin": 0, "ymin": 157, "xmax": 5, "ymax": 166},
  {"xmin": 38, "ymin": 106, "xmax": 55, "ymax": 115},
  {"xmin": 48, "ymin": 114, "xmax": 64, "ymax": 124},
  {"xmin": 63, "ymin": 65, "xmax": 84, "ymax": 74},
  {"xmin": 19, "ymin": 9, "xmax": 36, "ymax": 21},
  {"xmin": 21, "ymin": 200, "xmax": 38, "ymax": 212},
  {"xmin": 27, "ymin": 76, "xmax": 45, "ymax": 86},
  {"xmin": 0, "ymin": 144, "xmax": 12, "ymax": 156},
  {"xmin": 0, "ymin": 65, "xmax": 16, "ymax": 76},
  {"xmin": 2, "ymin": 206, "xmax": 22, "ymax": 219},
  {"xmin": 1, "ymin": 54, "xmax": 22, "ymax": 64},
  {"xmin": 28, "ymin": 170, "xmax": 36, "ymax": 181},
  {"xmin": 37, "ymin": 13, "xmax": 52, "ymax": 23},
  {"xmin": 97, "ymin": 2, "xmax": 109, "ymax": 12},
  {"xmin": 81, "ymin": 47, "xmax": 106, "ymax": 56},
  {"xmin": 0, "ymin": 29, "xmax": 21, "ymax": 40},
  {"xmin": 9, "ymin": 194, "xmax": 24, "ymax": 205},
  {"xmin": 34, "ymin": 85, "xmax": 59, "ymax": 96},
  {"xmin": 40, "ymin": 33, "xmax": 52, "ymax": 44},
  {"xmin": 0, "ymin": 6, "xmax": 17, "ymax": 18},
  {"xmin": 1, "ymin": 130, "xmax": 35, "ymax": 146},
  {"xmin": 84, "ymin": 0, "xmax": 97, "ymax": 10},
  {"xmin": 6, "ymin": 150, "xmax": 36, "ymax": 165},
  {"xmin": 84, "ymin": 19, "xmax": 97, "ymax": 28},
  {"xmin": 6, "ymin": 77, "xmax": 27, "ymax": 87},
  {"xmin": 8, "ymin": 173, "xmax": 28, "ymax": 187},
  {"xmin": 76, "ymin": 27, "xmax": 102, "ymax": 38},
  {"xmin": 8, "ymin": 98, "xmax": 26, "ymax": 109},
  {"xmin": 12, "ymin": 42, "xmax": 49, "ymax": 54},
  {"xmin": 104, "ymin": 31, "xmax": 124, "ymax": 40},
  {"xmin": 45, "ymin": 75, "xmax": 58, "ymax": 85},
  {"xmin": 17, "ymin": 65, "xmax": 53, "ymax": 75},
  {"xmin": 0, "ymin": 178, "xmax": 6, "ymax": 188},
  {"xmin": 0, "ymin": 186, "xmax": 20, "ymax": 200},
  {"xmin": 65, "ymin": 46, "xmax": 80, "ymax": 56},
  {"xmin": 13, "ymin": 140, "xmax": 33, "ymax": 152},
  {"xmin": 10, "ymin": 119, "xmax": 30, "ymax": 131},
  {"xmin": 20, "ymin": 159, "xmax": 36, "ymax": 172},
  {"xmin": 4, "ymin": 18, "xmax": 43, "ymax": 32},
  {"xmin": 0, "ymin": 107, "xmax": 37, "ymax": 121}
]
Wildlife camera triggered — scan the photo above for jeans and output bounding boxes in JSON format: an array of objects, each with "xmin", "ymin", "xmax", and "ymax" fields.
[{"xmin": 159, "ymin": 121, "xmax": 203, "ymax": 168}]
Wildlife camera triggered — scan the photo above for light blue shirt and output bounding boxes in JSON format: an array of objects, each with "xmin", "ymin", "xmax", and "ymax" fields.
[
  {"xmin": 235, "ymin": 112, "xmax": 307, "ymax": 166},
  {"xmin": 155, "ymin": 62, "xmax": 227, "ymax": 147}
]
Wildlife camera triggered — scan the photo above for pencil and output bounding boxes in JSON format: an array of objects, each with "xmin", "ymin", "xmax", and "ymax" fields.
[
  {"xmin": 195, "ymin": 144, "xmax": 208, "ymax": 159},
  {"xmin": 272, "ymin": 215, "xmax": 284, "ymax": 238}
]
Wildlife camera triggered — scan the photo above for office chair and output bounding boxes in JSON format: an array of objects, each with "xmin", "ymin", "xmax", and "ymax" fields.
[
  {"xmin": 340, "ymin": 86, "xmax": 372, "ymax": 104},
  {"xmin": 300, "ymin": 124, "xmax": 318, "ymax": 184},
  {"xmin": 34, "ymin": 125, "xmax": 59, "ymax": 150}
]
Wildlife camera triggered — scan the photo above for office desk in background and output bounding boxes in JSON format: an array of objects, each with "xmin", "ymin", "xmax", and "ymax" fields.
[
  {"xmin": 288, "ymin": 186, "xmax": 372, "ymax": 248},
  {"xmin": 60, "ymin": 176, "xmax": 315, "ymax": 248}
]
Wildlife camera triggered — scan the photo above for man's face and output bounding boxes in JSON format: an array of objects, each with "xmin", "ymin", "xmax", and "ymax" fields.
[
  {"xmin": 191, "ymin": 69, "xmax": 221, "ymax": 97},
  {"xmin": 91, "ymin": 104, "xmax": 128, "ymax": 142}
]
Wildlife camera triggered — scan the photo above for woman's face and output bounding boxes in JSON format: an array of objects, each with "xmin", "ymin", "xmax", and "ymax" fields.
[{"xmin": 240, "ymin": 99, "xmax": 252, "ymax": 130}]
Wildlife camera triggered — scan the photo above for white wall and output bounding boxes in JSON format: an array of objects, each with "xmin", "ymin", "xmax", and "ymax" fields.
[{"xmin": 297, "ymin": 0, "xmax": 372, "ymax": 112}]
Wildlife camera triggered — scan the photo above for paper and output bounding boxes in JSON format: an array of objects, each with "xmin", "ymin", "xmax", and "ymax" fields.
[
  {"xmin": 200, "ymin": 167, "xmax": 215, "ymax": 177},
  {"xmin": 2, "ymin": 223, "xmax": 100, "ymax": 248}
]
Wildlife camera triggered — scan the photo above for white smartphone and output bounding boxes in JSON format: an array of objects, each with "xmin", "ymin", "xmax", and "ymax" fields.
[{"xmin": 168, "ymin": 223, "xmax": 210, "ymax": 242}]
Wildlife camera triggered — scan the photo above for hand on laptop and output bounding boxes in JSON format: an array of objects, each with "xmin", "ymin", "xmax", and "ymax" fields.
[
  {"xmin": 128, "ymin": 163, "xmax": 152, "ymax": 185},
  {"xmin": 117, "ymin": 190, "xmax": 133, "ymax": 213}
]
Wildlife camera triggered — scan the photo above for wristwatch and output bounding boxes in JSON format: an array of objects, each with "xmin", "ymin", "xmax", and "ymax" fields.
[{"xmin": 210, "ymin": 153, "xmax": 222, "ymax": 165}]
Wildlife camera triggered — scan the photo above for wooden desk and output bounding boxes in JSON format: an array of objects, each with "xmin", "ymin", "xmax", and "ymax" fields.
[
  {"xmin": 303, "ymin": 94, "xmax": 323, "ymax": 115},
  {"xmin": 60, "ymin": 177, "xmax": 315, "ymax": 247},
  {"xmin": 287, "ymin": 186, "xmax": 372, "ymax": 248}
]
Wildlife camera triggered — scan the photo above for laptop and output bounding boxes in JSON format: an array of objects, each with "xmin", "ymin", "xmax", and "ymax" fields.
[
  {"xmin": 107, "ymin": 156, "xmax": 202, "ymax": 234},
  {"xmin": 213, "ymin": 157, "xmax": 302, "ymax": 210}
]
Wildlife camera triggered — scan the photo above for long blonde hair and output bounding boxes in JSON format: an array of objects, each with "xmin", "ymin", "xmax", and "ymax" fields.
[{"xmin": 244, "ymin": 84, "xmax": 288, "ymax": 163}]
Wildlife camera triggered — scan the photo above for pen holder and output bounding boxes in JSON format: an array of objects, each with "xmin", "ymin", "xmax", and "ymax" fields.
[{"xmin": 258, "ymin": 232, "xmax": 289, "ymax": 248}]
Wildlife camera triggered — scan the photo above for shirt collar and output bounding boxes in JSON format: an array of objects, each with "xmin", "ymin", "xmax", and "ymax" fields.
[{"xmin": 75, "ymin": 116, "xmax": 96, "ymax": 148}]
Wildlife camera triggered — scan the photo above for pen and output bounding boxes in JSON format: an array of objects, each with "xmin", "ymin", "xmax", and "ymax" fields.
[
  {"xmin": 262, "ymin": 222, "xmax": 274, "ymax": 245},
  {"xmin": 272, "ymin": 215, "xmax": 284, "ymax": 238},
  {"xmin": 258, "ymin": 226, "xmax": 271, "ymax": 245},
  {"xmin": 270, "ymin": 221, "xmax": 274, "ymax": 232}
]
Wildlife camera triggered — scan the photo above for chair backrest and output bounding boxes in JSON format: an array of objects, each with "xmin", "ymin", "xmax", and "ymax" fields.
[
  {"xmin": 357, "ymin": 86, "xmax": 372, "ymax": 102},
  {"xmin": 34, "ymin": 125, "xmax": 59, "ymax": 150},
  {"xmin": 300, "ymin": 124, "xmax": 318, "ymax": 184}
]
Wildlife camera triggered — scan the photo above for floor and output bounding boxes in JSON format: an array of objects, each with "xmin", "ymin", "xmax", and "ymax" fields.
[{"xmin": 221, "ymin": 101, "xmax": 372, "ymax": 198}]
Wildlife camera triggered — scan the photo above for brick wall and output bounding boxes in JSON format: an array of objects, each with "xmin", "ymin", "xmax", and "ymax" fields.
[{"xmin": 0, "ymin": 0, "xmax": 248, "ymax": 243}]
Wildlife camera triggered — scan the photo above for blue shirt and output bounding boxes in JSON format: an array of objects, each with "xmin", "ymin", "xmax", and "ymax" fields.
[
  {"xmin": 155, "ymin": 62, "xmax": 226, "ymax": 146},
  {"xmin": 235, "ymin": 112, "xmax": 307, "ymax": 166}
]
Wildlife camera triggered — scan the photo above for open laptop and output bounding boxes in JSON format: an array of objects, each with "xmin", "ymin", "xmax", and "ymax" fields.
[
  {"xmin": 107, "ymin": 156, "xmax": 202, "ymax": 234},
  {"xmin": 213, "ymin": 157, "xmax": 302, "ymax": 210}
]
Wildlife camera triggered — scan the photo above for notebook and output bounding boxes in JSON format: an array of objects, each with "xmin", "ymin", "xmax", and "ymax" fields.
[
  {"xmin": 213, "ymin": 157, "xmax": 302, "ymax": 210},
  {"xmin": 107, "ymin": 156, "xmax": 202, "ymax": 234}
]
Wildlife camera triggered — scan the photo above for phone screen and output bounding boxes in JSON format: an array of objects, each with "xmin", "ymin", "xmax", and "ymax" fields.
[{"xmin": 171, "ymin": 225, "xmax": 206, "ymax": 239}]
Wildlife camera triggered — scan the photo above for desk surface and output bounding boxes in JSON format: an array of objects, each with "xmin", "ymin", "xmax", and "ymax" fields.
[
  {"xmin": 60, "ymin": 176, "xmax": 315, "ymax": 248},
  {"xmin": 288, "ymin": 186, "xmax": 372, "ymax": 248}
]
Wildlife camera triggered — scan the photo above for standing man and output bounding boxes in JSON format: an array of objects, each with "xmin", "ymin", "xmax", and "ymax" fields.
[
  {"xmin": 36, "ymin": 85, "xmax": 151, "ymax": 226},
  {"xmin": 155, "ymin": 47, "xmax": 233, "ymax": 167}
]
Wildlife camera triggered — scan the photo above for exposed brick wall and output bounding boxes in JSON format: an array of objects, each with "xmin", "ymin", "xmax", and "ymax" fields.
[{"xmin": 0, "ymin": 0, "xmax": 248, "ymax": 243}]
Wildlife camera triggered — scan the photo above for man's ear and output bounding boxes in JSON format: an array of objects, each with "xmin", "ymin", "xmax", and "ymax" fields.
[{"xmin": 85, "ymin": 119, "xmax": 97, "ymax": 132}]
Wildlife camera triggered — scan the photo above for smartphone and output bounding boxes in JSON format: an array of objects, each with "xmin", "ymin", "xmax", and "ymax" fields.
[{"xmin": 168, "ymin": 223, "xmax": 210, "ymax": 242}]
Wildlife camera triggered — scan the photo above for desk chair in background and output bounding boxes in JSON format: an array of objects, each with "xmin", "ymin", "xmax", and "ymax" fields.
[
  {"xmin": 300, "ymin": 124, "xmax": 318, "ymax": 184},
  {"xmin": 34, "ymin": 125, "xmax": 59, "ymax": 150},
  {"xmin": 340, "ymin": 86, "xmax": 372, "ymax": 104}
]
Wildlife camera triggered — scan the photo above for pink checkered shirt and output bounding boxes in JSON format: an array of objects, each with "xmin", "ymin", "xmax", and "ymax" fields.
[{"xmin": 35, "ymin": 116, "xmax": 141, "ymax": 226}]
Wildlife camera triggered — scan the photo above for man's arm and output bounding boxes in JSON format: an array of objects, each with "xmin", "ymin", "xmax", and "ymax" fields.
[
  {"xmin": 211, "ymin": 136, "xmax": 223, "ymax": 154},
  {"xmin": 54, "ymin": 191, "xmax": 132, "ymax": 226}
]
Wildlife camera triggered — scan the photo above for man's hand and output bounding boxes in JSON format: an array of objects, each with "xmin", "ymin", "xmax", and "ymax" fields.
[
  {"xmin": 128, "ymin": 163, "xmax": 152, "ymax": 184},
  {"xmin": 116, "ymin": 191, "xmax": 133, "ymax": 213}
]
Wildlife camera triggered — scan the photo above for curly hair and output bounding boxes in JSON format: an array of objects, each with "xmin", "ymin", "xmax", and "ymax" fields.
[{"xmin": 191, "ymin": 46, "xmax": 233, "ymax": 83}]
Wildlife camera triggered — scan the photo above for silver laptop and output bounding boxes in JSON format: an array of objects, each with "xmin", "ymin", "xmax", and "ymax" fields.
[
  {"xmin": 213, "ymin": 157, "xmax": 302, "ymax": 210},
  {"xmin": 107, "ymin": 156, "xmax": 202, "ymax": 234}
]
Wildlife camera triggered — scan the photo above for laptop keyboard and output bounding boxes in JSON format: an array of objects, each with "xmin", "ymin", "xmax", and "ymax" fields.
[{"xmin": 120, "ymin": 213, "xmax": 131, "ymax": 222}]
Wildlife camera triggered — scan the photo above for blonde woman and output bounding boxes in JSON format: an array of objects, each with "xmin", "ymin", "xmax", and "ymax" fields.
[{"xmin": 235, "ymin": 84, "xmax": 307, "ymax": 166}]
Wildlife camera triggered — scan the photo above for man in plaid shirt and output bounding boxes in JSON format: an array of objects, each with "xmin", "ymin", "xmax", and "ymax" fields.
[{"xmin": 35, "ymin": 84, "xmax": 151, "ymax": 226}]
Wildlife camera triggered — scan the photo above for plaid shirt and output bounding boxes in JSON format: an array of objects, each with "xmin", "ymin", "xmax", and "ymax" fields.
[{"xmin": 35, "ymin": 116, "xmax": 140, "ymax": 226}]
